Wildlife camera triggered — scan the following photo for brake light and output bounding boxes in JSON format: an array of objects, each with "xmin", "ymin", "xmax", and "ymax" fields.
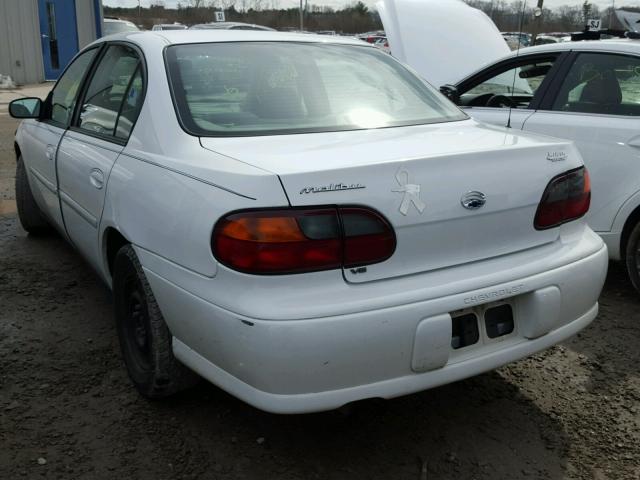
[
  {"xmin": 534, "ymin": 167, "xmax": 590, "ymax": 230},
  {"xmin": 212, "ymin": 207, "xmax": 396, "ymax": 274}
]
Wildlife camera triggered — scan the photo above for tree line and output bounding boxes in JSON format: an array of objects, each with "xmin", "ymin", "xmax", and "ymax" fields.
[
  {"xmin": 104, "ymin": 1, "xmax": 382, "ymax": 33},
  {"xmin": 466, "ymin": 1, "xmax": 638, "ymax": 33},
  {"xmin": 104, "ymin": 1, "xmax": 640, "ymax": 35}
]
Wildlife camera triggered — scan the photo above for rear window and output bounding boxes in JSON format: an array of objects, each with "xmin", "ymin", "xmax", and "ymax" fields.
[{"xmin": 165, "ymin": 42, "xmax": 467, "ymax": 136}]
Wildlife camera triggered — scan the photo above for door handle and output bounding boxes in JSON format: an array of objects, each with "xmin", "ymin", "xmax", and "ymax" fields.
[
  {"xmin": 89, "ymin": 169, "xmax": 104, "ymax": 190},
  {"xmin": 45, "ymin": 145, "xmax": 55, "ymax": 161}
]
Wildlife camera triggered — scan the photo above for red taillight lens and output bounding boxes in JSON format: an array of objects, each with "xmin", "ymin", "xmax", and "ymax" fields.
[
  {"xmin": 341, "ymin": 207, "xmax": 397, "ymax": 268},
  {"xmin": 212, "ymin": 207, "xmax": 396, "ymax": 274},
  {"xmin": 534, "ymin": 167, "xmax": 591, "ymax": 230}
]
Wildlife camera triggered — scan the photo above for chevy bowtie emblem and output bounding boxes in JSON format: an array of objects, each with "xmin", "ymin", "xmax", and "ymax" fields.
[{"xmin": 392, "ymin": 168, "xmax": 426, "ymax": 216}]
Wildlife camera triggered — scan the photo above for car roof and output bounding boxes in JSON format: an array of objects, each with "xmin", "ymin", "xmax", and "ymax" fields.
[
  {"xmin": 505, "ymin": 38, "xmax": 640, "ymax": 57},
  {"xmin": 96, "ymin": 30, "xmax": 369, "ymax": 48}
]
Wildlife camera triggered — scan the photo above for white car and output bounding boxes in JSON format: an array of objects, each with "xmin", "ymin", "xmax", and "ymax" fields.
[
  {"xmin": 382, "ymin": 0, "xmax": 640, "ymax": 292},
  {"xmin": 189, "ymin": 22, "xmax": 275, "ymax": 31},
  {"xmin": 102, "ymin": 18, "xmax": 140, "ymax": 37},
  {"xmin": 151, "ymin": 24, "xmax": 187, "ymax": 31},
  {"xmin": 9, "ymin": 30, "xmax": 607, "ymax": 413}
]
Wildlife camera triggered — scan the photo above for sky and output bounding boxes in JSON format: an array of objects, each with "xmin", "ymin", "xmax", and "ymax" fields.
[{"xmin": 104, "ymin": 0, "xmax": 636, "ymax": 10}]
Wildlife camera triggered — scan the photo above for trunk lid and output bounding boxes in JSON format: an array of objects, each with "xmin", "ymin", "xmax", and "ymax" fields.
[
  {"xmin": 377, "ymin": 0, "xmax": 510, "ymax": 87},
  {"xmin": 201, "ymin": 120, "xmax": 580, "ymax": 283}
]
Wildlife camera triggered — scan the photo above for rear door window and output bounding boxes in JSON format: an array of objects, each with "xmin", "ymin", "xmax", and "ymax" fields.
[
  {"xmin": 551, "ymin": 52, "xmax": 640, "ymax": 116},
  {"xmin": 77, "ymin": 44, "xmax": 144, "ymax": 140}
]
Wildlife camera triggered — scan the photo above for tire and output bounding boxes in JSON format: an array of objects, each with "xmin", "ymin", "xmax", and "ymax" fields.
[
  {"xmin": 113, "ymin": 244, "xmax": 198, "ymax": 398},
  {"xmin": 15, "ymin": 155, "xmax": 51, "ymax": 234},
  {"xmin": 625, "ymin": 221, "xmax": 640, "ymax": 294}
]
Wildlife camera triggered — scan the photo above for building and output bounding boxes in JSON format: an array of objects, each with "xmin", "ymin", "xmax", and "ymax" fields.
[{"xmin": 0, "ymin": 0, "xmax": 103, "ymax": 85}]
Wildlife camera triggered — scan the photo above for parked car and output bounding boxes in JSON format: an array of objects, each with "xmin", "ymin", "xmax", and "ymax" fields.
[
  {"xmin": 382, "ymin": 0, "xmax": 640, "ymax": 292},
  {"xmin": 9, "ymin": 30, "xmax": 606, "ymax": 413},
  {"xmin": 189, "ymin": 22, "xmax": 275, "ymax": 31},
  {"xmin": 151, "ymin": 24, "xmax": 187, "ymax": 31},
  {"xmin": 534, "ymin": 33, "xmax": 571, "ymax": 46},
  {"xmin": 373, "ymin": 36, "xmax": 391, "ymax": 54},
  {"xmin": 502, "ymin": 32, "xmax": 532, "ymax": 49},
  {"xmin": 102, "ymin": 18, "xmax": 140, "ymax": 37}
]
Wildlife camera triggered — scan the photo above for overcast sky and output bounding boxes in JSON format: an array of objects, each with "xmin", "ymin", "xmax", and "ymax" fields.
[{"xmin": 104, "ymin": 0, "xmax": 636, "ymax": 10}]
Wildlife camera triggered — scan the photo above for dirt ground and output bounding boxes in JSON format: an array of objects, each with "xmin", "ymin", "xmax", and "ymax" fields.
[{"xmin": 1, "ymin": 96, "xmax": 639, "ymax": 480}]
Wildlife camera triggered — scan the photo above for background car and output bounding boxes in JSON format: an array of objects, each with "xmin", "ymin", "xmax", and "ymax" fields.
[
  {"xmin": 381, "ymin": 0, "xmax": 640, "ymax": 293},
  {"xmin": 9, "ymin": 30, "xmax": 606, "ymax": 414},
  {"xmin": 444, "ymin": 41, "xmax": 640, "ymax": 292},
  {"xmin": 102, "ymin": 18, "xmax": 140, "ymax": 36},
  {"xmin": 151, "ymin": 24, "xmax": 187, "ymax": 31},
  {"xmin": 502, "ymin": 32, "xmax": 532, "ymax": 49},
  {"xmin": 189, "ymin": 22, "xmax": 275, "ymax": 31},
  {"xmin": 373, "ymin": 36, "xmax": 390, "ymax": 53}
]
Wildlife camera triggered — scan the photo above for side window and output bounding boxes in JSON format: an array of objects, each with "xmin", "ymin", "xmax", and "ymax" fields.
[
  {"xmin": 461, "ymin": 57, "xmax": 556, "ymax": 109},
  {"xmin": 115, "ymin": 67, "xmax": 144, "ymax": 139},
  {"xmin": 49, "ymin": 48, "xmax": 98, "ymax": 126},
  {"xmin": 552, "ymin": 53, "xmax": 640, "ymax": 116},
  {"xmin": 78, "ymin": 45, "xmax": 142, "ymax": 139}
]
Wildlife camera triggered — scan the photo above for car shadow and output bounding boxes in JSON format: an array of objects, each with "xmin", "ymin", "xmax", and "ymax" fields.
[{"xmin": 150, "ymin": 371, "xmax": 569, "ymax": 479}]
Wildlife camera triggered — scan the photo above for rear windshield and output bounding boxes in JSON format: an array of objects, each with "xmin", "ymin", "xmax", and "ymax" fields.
[{"xmin": 165, "ymin": 42, "xmax": 467, "ymax": 136}]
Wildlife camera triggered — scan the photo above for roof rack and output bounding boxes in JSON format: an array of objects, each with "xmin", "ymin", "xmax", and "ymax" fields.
[{"xmin": 570, "ymin": 28, "xmax": 640, "ymax": 41}]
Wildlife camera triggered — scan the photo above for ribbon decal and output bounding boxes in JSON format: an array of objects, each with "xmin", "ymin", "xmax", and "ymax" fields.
[{"xmin": 392, "ymin": 168, "xmax": 426, "ymax": 216}]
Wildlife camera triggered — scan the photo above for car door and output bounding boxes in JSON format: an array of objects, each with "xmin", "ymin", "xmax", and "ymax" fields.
[
  {"xmin": 19, "ymin": 47, "xmax": 99, "ymax": 233},
  {"xmin": 56, "ymin": 43, "xmax": 145, "ymax": 271},
  {"xmin": 455, "ymin": 53, "xmax": 567, "ymax": 129},
  {"xmin": 522, "ymin": 51, "xmax": 640, "ymax": 233}
]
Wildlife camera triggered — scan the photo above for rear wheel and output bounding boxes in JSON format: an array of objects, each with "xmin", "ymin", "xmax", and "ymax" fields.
[
  {"xmin": 113, "ymin": 244, "xmax": 198, "ymax": 398},
  {"xmin": 625, "ymin": 221, "xmax": 640, "ymax": 294},
  {"xmin": 15, "ymin": 155, "xmax": 51, "ymax": 234}
]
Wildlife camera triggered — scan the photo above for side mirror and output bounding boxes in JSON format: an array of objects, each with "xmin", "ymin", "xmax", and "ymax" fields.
[
  {"xmin": 440, "ymin": 84, "xmax": 460, "ymax": 105},
  {"xmin": 8, "ymin": 97, "xmax": 42, "ymax": 119}
]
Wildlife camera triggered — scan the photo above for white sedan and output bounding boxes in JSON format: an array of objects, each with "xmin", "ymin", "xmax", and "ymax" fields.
[{"xmin": 9, "ymin": 30, "xmax": 607, "ymax": 413}]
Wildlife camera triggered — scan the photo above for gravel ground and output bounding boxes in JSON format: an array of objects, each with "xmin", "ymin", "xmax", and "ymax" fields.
[{"xmin": 1, "ymin": 100, "xmax": 639, "ymax": 480}]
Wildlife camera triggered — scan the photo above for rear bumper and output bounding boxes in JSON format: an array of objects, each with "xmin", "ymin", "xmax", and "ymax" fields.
[{"xmin": 143, "ymin": 241, "xmax": 608, "ymax": 414}]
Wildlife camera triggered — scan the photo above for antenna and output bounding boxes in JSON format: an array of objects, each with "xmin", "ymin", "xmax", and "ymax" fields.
[{"xmin": 507, "ymin": 0, "xmax": 528, "ymax": 129}]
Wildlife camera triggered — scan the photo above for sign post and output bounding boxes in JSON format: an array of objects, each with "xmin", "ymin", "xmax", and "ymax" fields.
[{"xmin": 215, "ymin": 11, "xmax": 225, "ymax": 22}]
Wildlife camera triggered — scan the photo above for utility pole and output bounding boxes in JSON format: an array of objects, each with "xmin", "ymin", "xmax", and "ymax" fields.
[
  {"xmin": 532, "ymin": 0, "xmax": 544, "ymax": 46},
  {"xmin": 138, "ymin": 0, "xmax": 141, "ymax": 26},
  {"xmin": 299, "ymin": 0, "xmax": 303, "ymax": 31},
  {"xmin": 610, "ymin": 0, "xmax": 615, "ymax": 28}
]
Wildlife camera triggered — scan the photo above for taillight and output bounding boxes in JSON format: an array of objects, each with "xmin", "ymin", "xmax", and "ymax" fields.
[
  {"xmin": 212, "ymin": 207, "xmax": 396, "ymax": 274},
  {"xmin": 534, "ymin": 167, "xmax": 591, "ymax": 230}
]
